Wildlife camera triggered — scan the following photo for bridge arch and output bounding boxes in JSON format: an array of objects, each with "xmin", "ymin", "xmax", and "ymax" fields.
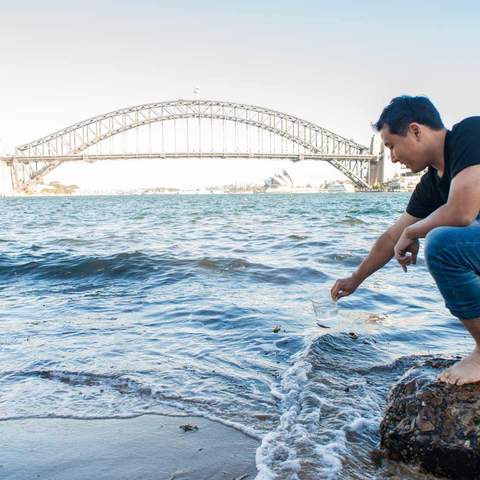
[{"xmin": 14, "ymin": 100, "xmax": 375, "ymax": 191}]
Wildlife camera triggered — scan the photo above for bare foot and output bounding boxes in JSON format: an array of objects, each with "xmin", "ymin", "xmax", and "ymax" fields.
[{"xmin": 439, "ymin": 347, "xmax": 480, "ymax": 385}]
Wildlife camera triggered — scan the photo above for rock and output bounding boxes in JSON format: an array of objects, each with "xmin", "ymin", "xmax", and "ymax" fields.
[
  {"xmin": 179, "ymin": 423, "xmax": 199, "ymax": 432},
  {"xmin": 380, "ymin": 357, "xmax": 480, "ymax": 479}
]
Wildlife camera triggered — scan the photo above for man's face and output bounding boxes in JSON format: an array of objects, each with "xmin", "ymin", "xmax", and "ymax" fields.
[{"xmin": 380, "ymin": 124, "xmax": 430, "ymax": 173}]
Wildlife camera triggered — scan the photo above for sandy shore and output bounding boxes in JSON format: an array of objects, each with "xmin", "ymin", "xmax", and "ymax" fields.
[{"xmin": 0, "ymin": 413, "xmax": 259, "ymax": 480}]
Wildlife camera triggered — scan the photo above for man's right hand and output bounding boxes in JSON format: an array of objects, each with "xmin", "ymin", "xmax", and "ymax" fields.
[
  {"xmin": 328, "ymin": 213, "xmax": 421, "ymax": 302},
  {"xmin": 330, "ymin": 275, "xmax": 361, "ymax": 301}
]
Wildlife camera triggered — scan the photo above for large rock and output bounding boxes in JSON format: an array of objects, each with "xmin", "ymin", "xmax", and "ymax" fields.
[{"xmin": 380, "ymin": 357, "xmax": 480, "ymax": 480}]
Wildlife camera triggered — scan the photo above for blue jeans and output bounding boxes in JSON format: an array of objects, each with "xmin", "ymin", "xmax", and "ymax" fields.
[{"xmin": 425, "ymin": 216, "xmax": 480, "ymax": 320}]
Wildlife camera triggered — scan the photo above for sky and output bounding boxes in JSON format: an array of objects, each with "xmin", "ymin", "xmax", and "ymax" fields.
[{"xmin": 0, "ymin": 0, "xmax": 479, "ymax": 191}]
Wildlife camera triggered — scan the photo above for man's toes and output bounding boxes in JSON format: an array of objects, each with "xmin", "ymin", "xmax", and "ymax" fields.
[
  {"xmin": 446, "ymin": 375, "xmax": 458, "ymax": 385},
  {"xmin": 438, "ymin": 374, "xmax": 448, "ymax": 383},
  {"xmin": 439, "ymin": 369, "xmax": 452, "ymax": 383},
  {"xmin": 451, "ymin": 368, "xmax": 469, "ymax": 385},
  {"xmin": 443, "ymin": 370, "xmax": 459, "ymax": 384},
  {"xmin": 456, "ymin": 373, "xmax": 480, "ymax": 386},
  {"xmin": 456, "ymin": 377, "xmax": 468, "ymax": 386},
  {"xmin": 451, "ymin": 375, "xmax": 462, "ymax": 385}
]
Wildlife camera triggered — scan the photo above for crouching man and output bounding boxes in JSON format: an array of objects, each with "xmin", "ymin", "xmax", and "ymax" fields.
[{"xmin": 331, "ymin": 95, "xmax": 480, "ymax": 385}]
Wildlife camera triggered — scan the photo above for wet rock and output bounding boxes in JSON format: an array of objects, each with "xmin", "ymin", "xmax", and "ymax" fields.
[
  {"xmin": 179, "ymin": 423, "xmax": 199, "ymax": 432},
  {"xmin": 253, "ymin": 413, "xmax": 271, "ymax": 421},
  {"xmin": 380, "ymin": 357, "xmax": 480, "ymax": 479},
  {"xmin": 369, "ymin": 448, "xmax": 384, "ymax": 467}
]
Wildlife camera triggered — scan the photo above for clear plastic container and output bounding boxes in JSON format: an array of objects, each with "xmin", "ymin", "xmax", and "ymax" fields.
[{"xmin": 311, "ymin": 292, "xmax": 339, "ymax": 329}]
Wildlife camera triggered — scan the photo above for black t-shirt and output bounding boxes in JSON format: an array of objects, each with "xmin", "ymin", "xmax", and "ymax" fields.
[{"xmin": 406, "ymin": 116, "xmax": 480, "ymax": 218}]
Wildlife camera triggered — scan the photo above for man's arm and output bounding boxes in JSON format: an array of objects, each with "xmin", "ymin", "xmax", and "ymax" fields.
[
  {"xmin": 395, "ymin": 165, "xmax": 480, "ymax": 266},
  {"xmin": 331, "ymin": 212, "xmax": 420, "ymax": 300}
]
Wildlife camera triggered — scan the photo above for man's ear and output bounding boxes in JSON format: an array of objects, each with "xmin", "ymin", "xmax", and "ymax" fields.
[{"xmin": 409, "ymin": 123, "xmax": 422, "ymax": 141}]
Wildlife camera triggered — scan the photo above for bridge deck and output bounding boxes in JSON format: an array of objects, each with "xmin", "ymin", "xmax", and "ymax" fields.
[{"xmin": 2, "ymin": 152, "xmax": 377, "ymax": 164}]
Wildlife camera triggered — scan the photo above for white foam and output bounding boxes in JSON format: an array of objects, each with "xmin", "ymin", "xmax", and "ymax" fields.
[
  {"xmin": 313, "ymin": 432, "xmax": 346, "ymax": 478},
  {"xmin": 254, "ymin": 336, "xmax": 380, "ymax": 480},
  {"xmin": 347, "ymin": 415, "xmax": 379, "ymax": 432},
  {"xmin": 255, "ymin": 342, "xmax": 315, "ymax": 480},
  {"xmin": 18, "ymin": 369, "xmax": 264, "ymax": 440}
]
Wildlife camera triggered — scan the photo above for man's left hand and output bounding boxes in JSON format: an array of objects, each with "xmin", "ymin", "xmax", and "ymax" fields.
[{"xmin": 394, "ymin": 228, "xmax": 419, "ymax": 272}]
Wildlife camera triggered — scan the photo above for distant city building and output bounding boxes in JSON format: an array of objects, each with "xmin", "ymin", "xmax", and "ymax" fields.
[
  {"xmin": 264, "ymin": 169, "xmax": 295, "ymax": 193},
  {"xmin": 387, "ymin": 166, "xmax": 423, "ymax": 192},
  {"xmin": 326, "ymin": 181, "xmax": 355, "ymax": 193}
]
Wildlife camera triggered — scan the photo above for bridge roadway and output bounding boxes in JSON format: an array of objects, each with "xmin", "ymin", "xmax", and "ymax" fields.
[{"xmin": 2, "ymin": 152, "xmax": 377, "ymax": 164}]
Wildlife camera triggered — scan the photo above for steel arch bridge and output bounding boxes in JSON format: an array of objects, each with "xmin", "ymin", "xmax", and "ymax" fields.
[{"xmin": 5, "ymin": 99, "xmax": 381, "ymax": 192}]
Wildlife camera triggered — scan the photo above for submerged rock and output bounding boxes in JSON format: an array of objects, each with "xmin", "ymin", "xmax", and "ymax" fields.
[
  {"xmin": 179, "ymin": 423, "xmax": 199, "ymax": 432},
  {"xmin": 380, "ymin": 357, "xmax": 480, "ymax": 479}
]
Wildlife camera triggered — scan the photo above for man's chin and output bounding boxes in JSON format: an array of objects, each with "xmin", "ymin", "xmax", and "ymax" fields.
[{"xmin": 408, "ymin": 165, "xmax": 424, "ymax": 174}]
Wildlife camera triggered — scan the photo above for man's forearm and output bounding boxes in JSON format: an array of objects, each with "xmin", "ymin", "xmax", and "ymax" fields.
[
  {"xmin": 406, "ymin": 204, "xmax": 474, "ymax": 240},
  {"xmin": 353, "ymin": 231, "xmax": 395, "ymax": 283}
]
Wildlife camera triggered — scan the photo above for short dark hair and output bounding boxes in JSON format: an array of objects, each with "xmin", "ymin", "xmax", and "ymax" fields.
[{"xmin": 373, "ymin": 95, "xmax": 444, "ymax": 135}]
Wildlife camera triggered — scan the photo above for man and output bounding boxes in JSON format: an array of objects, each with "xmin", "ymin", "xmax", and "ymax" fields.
[{"xmin": 330, "ymin": 96, "xmax": 480, "ymax": 385}]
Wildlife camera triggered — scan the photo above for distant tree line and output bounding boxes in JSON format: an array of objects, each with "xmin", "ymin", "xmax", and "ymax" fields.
[{"xmin": 40, "ymin": 181, "xmax": 79, "ymax": 195}]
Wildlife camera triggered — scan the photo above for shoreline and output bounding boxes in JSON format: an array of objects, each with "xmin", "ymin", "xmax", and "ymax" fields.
[
  {"xmin": 0, "ymin": 190, "xmax": 411, "ymax": 198},
  {"xmin": 0, "ymin": 413, "xmax": 259, "ymax": 480}
]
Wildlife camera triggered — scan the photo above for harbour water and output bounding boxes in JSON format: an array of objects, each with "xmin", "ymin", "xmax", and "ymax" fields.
[{"xmin": 0, "ymin": 193, "xmax": 469, "ymax": 479}]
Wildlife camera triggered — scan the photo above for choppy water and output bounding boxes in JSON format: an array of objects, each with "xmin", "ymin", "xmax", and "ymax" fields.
[{"xmin": 0, "ymin": 193, "xmax": 470, "ymax": 479}]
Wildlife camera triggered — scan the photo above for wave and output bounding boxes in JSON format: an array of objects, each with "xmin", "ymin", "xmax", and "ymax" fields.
[
  {"xmin": 335, "ymin": 216, "xmax": 368, "ymax": 226},
  {"xmin": 0, "ymin": 251, "xmax": 327, "ymax": 285},
  {"xmin": 255, "ymin": 333, "xmax": 426, "ymax": 480},
  {"xmin": 287, "ymin": 234, "xmax": 309, "ymax": 241},
  {"xmin": 2, "ymin": 369, "xmax": 262, "ymax": 440},
  {"xmin": 319, "ymin": 252, "xmax": 365, "ymax": 267}
]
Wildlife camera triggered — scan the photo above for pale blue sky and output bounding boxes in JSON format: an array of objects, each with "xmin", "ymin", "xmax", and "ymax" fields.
[{"xmin": 0, "ymin": 0, "xmax": 479, "ymax": 189}]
